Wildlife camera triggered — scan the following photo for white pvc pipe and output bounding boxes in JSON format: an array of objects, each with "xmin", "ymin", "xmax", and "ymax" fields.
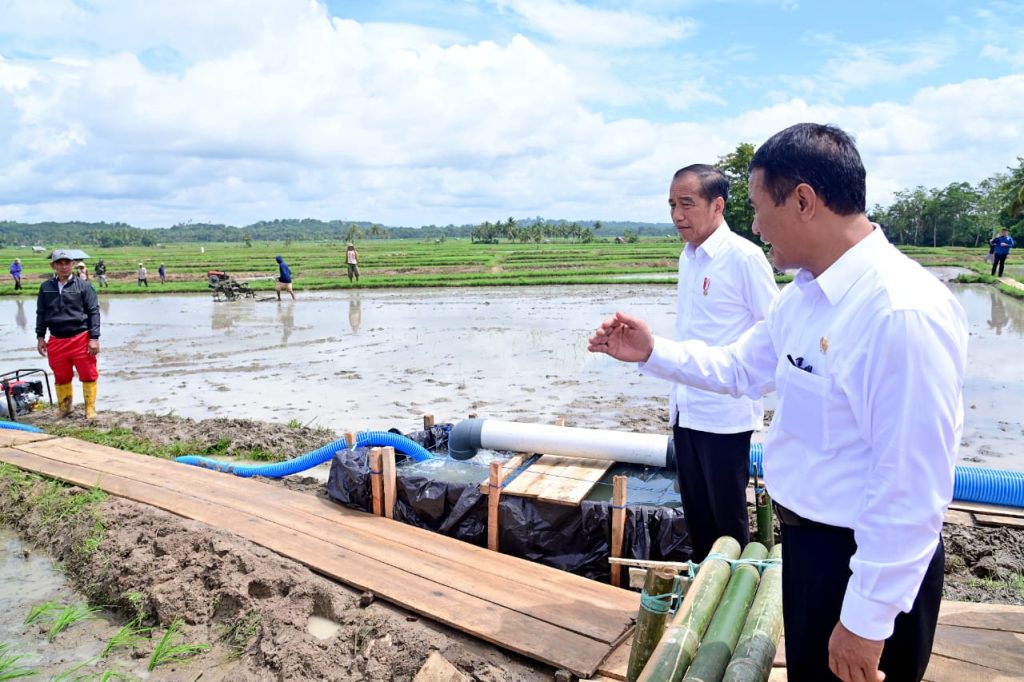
[{"xmin": 449, "ymin": 418, "xmax": 671, "ymax": 467}]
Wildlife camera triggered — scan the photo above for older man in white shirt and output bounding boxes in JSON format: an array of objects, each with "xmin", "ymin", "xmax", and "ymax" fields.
[
  {"xmin": 664, "ymin": 164, "xmax": 779, "ymax": 562},
  {"xmin": 590, "ymin": 123, "xmax": 967, "ymax": 682}
]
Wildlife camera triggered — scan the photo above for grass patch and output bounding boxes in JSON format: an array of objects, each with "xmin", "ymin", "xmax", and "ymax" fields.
[
  {"xmin": 219, "ymin": 610, "xmax": 261, "ymax": 658},
  {"xmin": 37, "ymin": 425, "xmax": 290, "ymax": 463},
  {"xmin": 147, "ymin": 619, "xmax": 210, "ymax": 671},
  {"xmin": 965, "ymin": 572, "xmax": 1024, "ymax": 599},
  {"xmin": 0, "ymin": 642, "xmax": 36, "ymax": 680}
]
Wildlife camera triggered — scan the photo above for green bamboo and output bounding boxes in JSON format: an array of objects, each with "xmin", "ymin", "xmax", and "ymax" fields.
[
  {"xmin": 722, "ymin": 544, "xmax": 784, "ymax": 682},
  {"xmin": 627, "ymin": 567, "xmax": 679, "ymax": 682},
  {"xmin": 682, "ymin": 542, "xmax": 768, "ymax": 682},
  {"xmin": 755, "ymin": 488, "xmax": 774, "ymax": 549},
  {"xmin": 636, "ymin": 536, "xmax": 741, "ymax": 682}
]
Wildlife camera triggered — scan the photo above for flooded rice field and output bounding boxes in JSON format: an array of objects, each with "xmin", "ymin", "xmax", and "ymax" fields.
[{"xmin": 2, "ymin": 280, "xmax": 1023, "ymax": 472}]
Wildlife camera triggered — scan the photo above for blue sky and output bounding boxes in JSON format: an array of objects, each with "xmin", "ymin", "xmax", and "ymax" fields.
[{"xmin": 1, "ymin": 0, "xmax": 1023, "ymax": 228}]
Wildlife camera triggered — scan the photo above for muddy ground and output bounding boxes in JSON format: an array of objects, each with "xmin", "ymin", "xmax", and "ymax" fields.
[{"xmin": 2, "ymin": 409, "xmax": 1023, "ymax": 682}]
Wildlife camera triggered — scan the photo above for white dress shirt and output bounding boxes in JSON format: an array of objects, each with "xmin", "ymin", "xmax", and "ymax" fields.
[
  {"xmin": 640, "ymin": 227, "xmax": 968, "ymax": 640},
  {"xmin": 670, "ymin": 222, "xmax": 778, "ymax": 433}
]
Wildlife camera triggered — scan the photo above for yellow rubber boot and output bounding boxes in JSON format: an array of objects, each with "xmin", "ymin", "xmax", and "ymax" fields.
[
  {"xmin": 55, "ymin": 383, "xmax": 73, "ymax": 417},
  {"xmin": 82, "ymin": 381, "xmax": 97, "ymax": 419}
]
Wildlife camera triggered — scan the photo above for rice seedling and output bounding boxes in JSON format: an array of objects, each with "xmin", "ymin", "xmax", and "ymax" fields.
[
  {"xmin": 219, "ymin": 610, "xmax": 261, "ymax": 658},
  {"xmin": 47, "ymin": 604, "xmax": 101, "ymax": 642},
  {"xmin": 147, "ymin": 619, "xmax": 210, "ymax": 671},
  {"xmin": 100, "ymin": 620, "xmax": 151, "ymax": 658},
  {"xmin": 0, "ymin": 642, "xmax": 37, "ymax": 680},
  {"xmin": 24, "ymin": 601, "xmax": 61, "ymax": 626}
]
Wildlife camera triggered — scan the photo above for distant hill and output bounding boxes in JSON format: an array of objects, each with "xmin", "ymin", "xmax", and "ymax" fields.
[{"xmin": 0, "ymin": 218, "xmax": 676, "ymax": 247}]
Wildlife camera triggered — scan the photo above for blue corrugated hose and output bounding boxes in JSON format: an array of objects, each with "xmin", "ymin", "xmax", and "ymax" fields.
[
  {"xmin": 0, "ymin": 421, "xmax": 43, "ymax": 433},
  {"xmin": 174, "ymin": 429, "xmax": 432, "ymax": 478}
]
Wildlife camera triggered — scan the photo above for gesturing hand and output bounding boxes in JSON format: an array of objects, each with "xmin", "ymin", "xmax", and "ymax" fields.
[{"xmin": 587, "ymin": 312, "xmax": 655, "ymax": 363}]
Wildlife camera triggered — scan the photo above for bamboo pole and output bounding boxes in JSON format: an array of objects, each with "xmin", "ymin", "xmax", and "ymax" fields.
[
  {"xmin": 637, "ymin": 536, "xmax": 741, "ymax": 682},
  {"xmin": 682, "ymin": 542, "xmax": 768, "ymax": 681},
  {"xmin": 610, "ymin": 475, "xmax": 627, "ymax": 587},
  {"xmin": 627, "ymin": 567, "xmax": 678, "ymax": 682},
  {"xmin": 487, "ymin": 460, "xmax": 503, "ymax": 552},
  {"xmin": 722, "ymin": 544, "xmax": 784, "ymax": 682},
  {"xmin": 381, "ymin": 446, "xmax": 397, "ymax": 520},
  {"xmin": 369, "ymin": 447, "xmax": 384, "ymax": 516},
  {"xmin": 755, "ymin": 488, "xmax": 774, "ymax": 549}
]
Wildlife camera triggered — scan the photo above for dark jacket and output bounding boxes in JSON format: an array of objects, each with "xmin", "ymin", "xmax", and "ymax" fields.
[
  {"xmin": 275, "ymin": 256, "xmax": 293, "ymax": 283},
  {"xmin": 35, "ymin": 276, "xmax": 101, "ymax": 339}
]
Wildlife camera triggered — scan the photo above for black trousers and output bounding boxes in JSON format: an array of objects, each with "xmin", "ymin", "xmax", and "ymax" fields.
[
  {"xmin": 781, "ymin": 519, "xmax": 944, "ymax": 682},
  {"xmin": 992, "ymin": 253, "xmax": 1008, "ymax": 277},
  {"xmin": 673, "ymin": 426, "xmax": 751, "ymax": 562}
]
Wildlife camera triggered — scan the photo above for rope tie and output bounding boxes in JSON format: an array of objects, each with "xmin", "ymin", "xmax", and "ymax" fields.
[
  {"xmin": 687, "ymin": 553, "xmax": 782, "ymax": 578},
  {"xmin": 639, "ymin": 576, "xmax": 684, "ymax": 615}
]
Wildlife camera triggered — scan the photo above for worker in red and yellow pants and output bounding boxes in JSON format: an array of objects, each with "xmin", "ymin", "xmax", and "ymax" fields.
[{"xmin": 35, "ymin": 250, "xmax": 102, "ymax": 418}]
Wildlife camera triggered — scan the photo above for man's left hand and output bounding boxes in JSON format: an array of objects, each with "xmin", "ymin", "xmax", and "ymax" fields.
[
  {"xmin": 829, "ymin": 622, "xmax": 885, "ymax": 682},
  {"xmin": 88, "ymin": 339, "xmax": 100, "ymax": 357}
]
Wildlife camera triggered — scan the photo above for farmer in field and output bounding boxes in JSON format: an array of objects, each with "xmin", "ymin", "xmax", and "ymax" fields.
[
  {"xmin": 137, "ymin": 262, "xmax": 148, "ymax": 286},
  {"xmin": 36, "ymin": 249, "xmax": 102, "ymax": 419},
  {"xmin": 159, "ymin": 263, "xmax": 167, "ymax": 284},
  {"xmin": 346, "ymin": 243, "xmax": 360, "ymax": 283},
  {"xmin": 590, "ymin": 123, "xmax": 967, "ymax": 682},
  {"xmin": 275, "ymin": 255, "xmax": 296, "ymax": 300},
  {"xmin": 9, "ymin": 258, "xmax": 22, "ymax": 290},
  {"xmin": 94, "ymin": 259, "xmax": 107, "ymax": 287},
  {"xmin": 990, "ymin": 228, "xmax": 1014, "ymax": 277}
]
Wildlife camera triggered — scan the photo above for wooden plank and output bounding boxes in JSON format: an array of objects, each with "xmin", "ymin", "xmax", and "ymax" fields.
[
  {"xmin": 948, "ymin": 500, "xmax": 1024, "ymax": 519},
  {"xmin": 594, "ymin": 635, "xmax": 631, "ymax": 681},
  {"xmin": 40, "ymin": 438, "xmax": 632, "ymax": 613},
  {"xmin": 0, "ymin": 429, "xmax": 56, "ymax": 447},
  {"xmin": 974, "ymin": 513, "xmax": 1024, "ymax": 529},
  {"xmin": 0, "ymin": 445, "xmax": 619, "ymax": 677},
  {"xmin": 502, "ymin": 454, "xmax": 613, "ymax": 505},
  {"xmin": 478, "ymin": 453, "xmax": 529, "ymax": 494},
  {"xmin": 9, "ymin": 439, "xmax": 637, "ymax": 645},
  {"xmin": 943, "ymin": 509, "xmax": 975, "ymax": 526},
  {"xmin": 413, "ymin": 651, "xmax": 469, "ymax": 682},
  {"xmin": 931, "ymin": 624, "xmax": 1024, "ymax": 674},
  {"xmin": 938, "ymin": 601, "xmax": 1024, "ymax": 633},
  {"xmin": 924, "ymin": 653, "xmax": 1023, "ymax": 682},
  {"xmin": 382, "ymin": 446, "xmax": 397, "ymax": 520}
]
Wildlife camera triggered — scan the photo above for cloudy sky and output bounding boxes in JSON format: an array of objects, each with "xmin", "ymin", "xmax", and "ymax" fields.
[{"xmin": 1, "ymin": 0, "xmax": 1023, "ymax": 228}]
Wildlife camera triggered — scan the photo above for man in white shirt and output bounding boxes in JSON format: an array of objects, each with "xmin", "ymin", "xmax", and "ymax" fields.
[
  {"xmin": 589, "ymin": 123, "xmax": 967, "ymax": 682},
  {"xmin": 663, "ymin": 164, "xmax": 779, "ymax": 561}
]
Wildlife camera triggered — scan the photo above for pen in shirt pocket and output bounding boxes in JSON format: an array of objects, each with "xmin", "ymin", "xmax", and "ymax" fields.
[{"xmin": 787, "ymin": 354, "xmax": 813, "ymax": 373}]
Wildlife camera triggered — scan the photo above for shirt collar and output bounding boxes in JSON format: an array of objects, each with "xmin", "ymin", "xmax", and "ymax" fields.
[
  {"xmin": 795, "ymin": 225, "xmax": 889, "ymax": 305},
  {"xmin": 684, "ymin": 220, "xmax": 730, "ymax": 259}
]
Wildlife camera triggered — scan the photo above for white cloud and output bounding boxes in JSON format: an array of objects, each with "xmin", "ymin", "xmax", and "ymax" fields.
[
  {"xmin": 1, "ymin": 1, "xmax": 1023, "ymax": 228},
  {"xmin": 493, "ymin": 0, "xmax": 696, "ymax": 48}
]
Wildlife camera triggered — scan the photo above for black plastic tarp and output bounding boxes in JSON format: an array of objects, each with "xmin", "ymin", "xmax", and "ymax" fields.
[{"xmin": 325, "ymin": 426, "xmax": 693, "ymax": 581}]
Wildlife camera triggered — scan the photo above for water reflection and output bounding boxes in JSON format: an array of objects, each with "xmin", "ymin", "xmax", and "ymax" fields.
[
  {"xmin": 15, "ymin": 300, "xmax": 27, "ymax": 331},
  {"xmin": 278, "ymin": 301, "xmax": 295, "ymax": 344},
  {"xmin": 348, "ymin": 297, "xmax": 362, "ymax": 334},
  {"xmin": 987, "ymin": 292, "xmax": 1008, "ymax": 336}
]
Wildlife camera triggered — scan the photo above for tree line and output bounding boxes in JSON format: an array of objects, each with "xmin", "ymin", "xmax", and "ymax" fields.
[{"xmin": 3, "ymin": 152, "xmax": 1022, "ymax": 249}]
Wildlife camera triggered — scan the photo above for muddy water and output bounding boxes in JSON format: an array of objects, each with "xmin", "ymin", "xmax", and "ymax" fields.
[{"xmin": 2, "ymin": 281, "xmax": 1022, "ymax": 471}]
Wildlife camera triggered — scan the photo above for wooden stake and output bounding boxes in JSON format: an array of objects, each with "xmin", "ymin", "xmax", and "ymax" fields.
[
  {"xmin": 345, "ymin": 431, "xmax": 357, "ymax": 448},
  {"xmin": 555, "ymin": 416, "xmax": 566, "ymax": 427},
  {"xmin": 610, "ymin": 475, "xmax": 627, "ymax": 587},
  {"xmin": 423, "ymin": 414, "xmax": 435, "ymax": 430},
  {"xmin": 369, "ymin": 447, "xmax": 384, "ymax": 517},
  {"xmin": 488, "ymin": 460, "xmax": 503, "ymax": 552},
  {"xmin": 382, "ymin": 446, "xmax": 397, "ymax": 520}
]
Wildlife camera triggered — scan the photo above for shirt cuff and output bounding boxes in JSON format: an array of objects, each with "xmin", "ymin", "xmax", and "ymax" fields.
[
  {"xmin": 637, "ymin": 336, "xmax": 675, "ymax": 380},
  {"xmin": 840, "ymin": 587, "xmax": 900, "ymax": 641}
]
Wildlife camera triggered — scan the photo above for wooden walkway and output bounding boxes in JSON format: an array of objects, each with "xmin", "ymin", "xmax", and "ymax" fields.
[{"xmin": 0, "ymin": 430, "xmax": 638, "ymax": 678}]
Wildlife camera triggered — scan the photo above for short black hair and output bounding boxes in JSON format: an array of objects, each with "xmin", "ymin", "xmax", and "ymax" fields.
[
  {"xmin": 749, "ymin": 123, "xmax": 866, "ymax": 216},
  {"xmin": 673, "ymin": 164, "xmax": 729, "ymax": 205}
]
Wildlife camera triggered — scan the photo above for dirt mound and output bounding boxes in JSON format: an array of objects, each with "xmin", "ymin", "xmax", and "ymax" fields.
[{"xmin": 0, "ymin": 481, "xmax": 549, "ymax": 681}]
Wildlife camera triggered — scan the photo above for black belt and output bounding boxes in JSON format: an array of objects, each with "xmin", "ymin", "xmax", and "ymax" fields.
[{"xmin": 774, "ymin": 503, "xmax": 849, "ymax": 533}]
